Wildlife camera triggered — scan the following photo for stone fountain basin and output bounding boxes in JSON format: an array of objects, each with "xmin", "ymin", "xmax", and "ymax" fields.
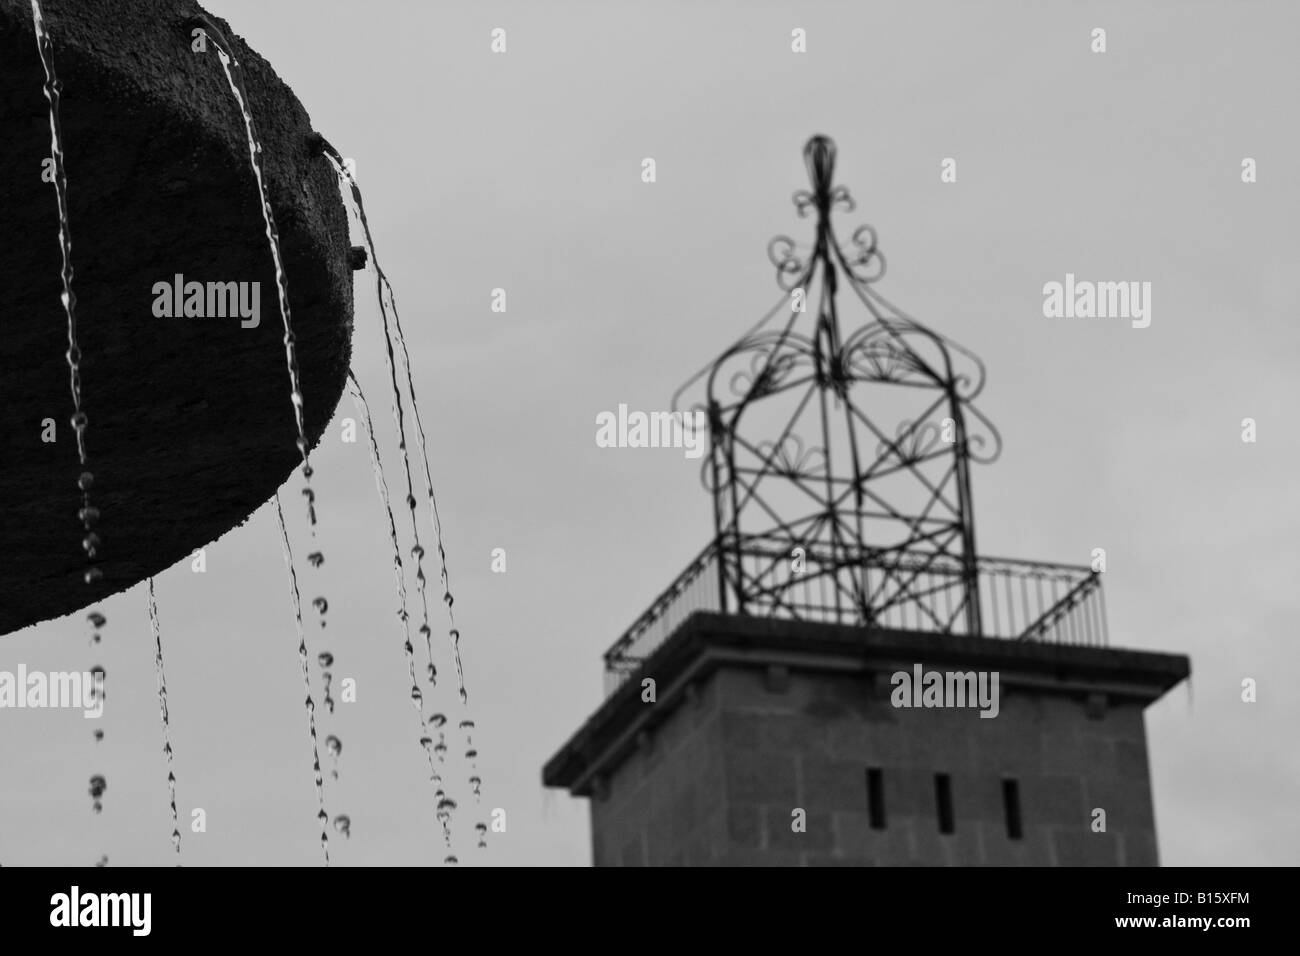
[{"xmin": 0, "ymin": 0, "xmax": 353, "ymax": 634}]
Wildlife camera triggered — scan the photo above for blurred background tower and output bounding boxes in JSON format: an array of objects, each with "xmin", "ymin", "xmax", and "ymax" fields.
[{"xmin": 543, "ymin": 136, "xmax": 1189, "ymax": 866}]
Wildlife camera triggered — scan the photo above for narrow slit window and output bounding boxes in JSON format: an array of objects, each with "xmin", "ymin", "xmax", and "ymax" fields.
[
  {"xmin": 866, "ymin": 767, "xmax": 885, "ymax": 830},
  {"xmin": 1002, "ymin": 778, "xmax": 1023, "ymax": 840},
  {"xmin": 934, "ymin": 773, "xmax": 954, "ymax": 834}
]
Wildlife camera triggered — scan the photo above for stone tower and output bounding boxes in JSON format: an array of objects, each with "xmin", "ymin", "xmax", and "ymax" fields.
[{"xmin": 543, "ymin": 136, "xmax": 1189, "ymax": 866}]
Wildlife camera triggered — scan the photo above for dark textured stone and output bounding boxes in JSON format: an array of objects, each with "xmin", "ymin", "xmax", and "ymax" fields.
[
  {"xmin": 727, "ymin": 803, "xmax": 762, "ymax": 849},
  {"xmin": 0, "ymin": 0, "xmax": 352, "ymax": 633}
]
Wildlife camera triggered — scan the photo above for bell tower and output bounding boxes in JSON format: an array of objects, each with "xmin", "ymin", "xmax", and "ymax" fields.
[
  {"xmin": 544, "ymin": 136, "xmax": 1189, "ymax": 867},
  {"xmin": 686, "ymin": 134, "xmax": 996, "ymax": 638}
]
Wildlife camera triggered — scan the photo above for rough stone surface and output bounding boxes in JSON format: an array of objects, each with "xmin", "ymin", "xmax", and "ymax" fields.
[{"xmin": 0, "ymin": 0, "xmax": 353, "ymax": 633}]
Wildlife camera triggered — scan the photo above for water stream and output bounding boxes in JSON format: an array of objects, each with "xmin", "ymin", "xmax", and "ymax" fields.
[
  {"xmin": 146, "ymin": 579, "xmax": 182, "ymax": 858},
  {"xmin": 273, "ymin": 495, "xmax": 331, "ymax": 866}
]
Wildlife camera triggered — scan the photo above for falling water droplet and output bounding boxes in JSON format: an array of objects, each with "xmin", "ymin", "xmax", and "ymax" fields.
[
  {"xmin": 430, "ymin": 713, "xmax": 447, "ymax": 728},
  {"xmin": 88, "ymin": 774, "xmax": 106, "ymax": 813},
  {"xmin": 84, "ymin": 567, "xmax": 102, "ymax": 585},
  {"xmin": 312, "ymin": 597, "xmax": 328, "ymax": 615},
  {"xmin": 333, "ymin": 815, "xmax": 351, "ymax": 839},
  {"xmin": 325, "ymin": 735, "xmax": 342, "ymax": 758},
  {"xmin": 318, "ymin": 651, "xmax": 333, "ymax": 668},
  {"xmin": 307, "ymin": 551, "xmax": 324, "ymax": 568},
  {"xmin": 93, "ymin": 729, "xmax": 103, "ymax": 743},
  {"xmin": 433, "ymin": 740, "xmax": 447, "ymax": 760},
  {"xmin": 466, "ymin": 749, "xmax": 478, "ymax": 760},
  {"xmin": 439, "ymin": 810, "xmax": 457, "ymax": 841},
  {"xmin": 77, "ymin": 471, "xmax": 93, "ymax": 491},
  {"xmin": 469, "ymin": 775, "xmax": 482, "ymax": 797},
  {"xmin": 475, "ymin": 822, "xmax": 488, "ymax": 847},
  {"xmin": 69, "ymin": 411, "xmax": 87, "ymax": 430},
  {"xmin": 444, "ymin": 855, "xmax": 458, "ymax": 865},
  {"xmin": 95, "ymin": 855, "xmax": 108, "ymax": 868},
  {"xmin": 82, "ymin": 532, "xmax": 100, "ymax": 557},
  {"xmin": 419, "ymin": 625, "xmax": 436, "ymax": 684},
  {"xmin": 410, "ymin": 686, "xmax": 422, "ymax": 708},
  {"xmin": 437, "ymin": 797, "xmax": 457, "ymax": 813},
  {"xmin": 87, "ymin": 611, "xmax": 105, "ymax": 628},
  {"xmin": 79, "ymin": 506, "xmax": 99, "ymax": 526},
  {"xmin": 459, "ymin": 720, "xmax": 474, "ymax": 731}
]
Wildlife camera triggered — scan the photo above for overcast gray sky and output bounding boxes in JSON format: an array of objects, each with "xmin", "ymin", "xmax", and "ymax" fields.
[{"xmin": 1, "ymin": 0, "xmax": 1297, "ymax": 866}]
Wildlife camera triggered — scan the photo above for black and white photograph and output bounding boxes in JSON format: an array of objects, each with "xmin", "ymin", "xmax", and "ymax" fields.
[{"xmin": 0, "ymin": 0, "xmax": 1293, "ymax": 936}]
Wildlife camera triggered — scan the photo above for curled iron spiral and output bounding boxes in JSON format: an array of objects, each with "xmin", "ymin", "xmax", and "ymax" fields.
[
  {"xmin": 767, "ymin": 237, "xmax": 812, "ymax": 292},
  {"xmin": 755, "ymin": 433, "xmax": 828, "ymax": 477}
]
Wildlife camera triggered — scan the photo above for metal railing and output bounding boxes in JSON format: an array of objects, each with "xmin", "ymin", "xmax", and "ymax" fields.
[{"xmin": 602, "ymin": 539, "xmax": 1106, "ymax": 694}]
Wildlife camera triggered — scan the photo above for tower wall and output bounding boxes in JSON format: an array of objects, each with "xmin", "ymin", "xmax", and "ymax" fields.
[
  {"xmin": 550, "ymin": 613, "xmax": 1187, "ymax": 867},
  {"xmin": 592, "ymin": 666, "xmax": 1158, "ymax": 866},
  {"xmin": 589, "ymin": 676, "xmax": 728, "ymax": 867}
]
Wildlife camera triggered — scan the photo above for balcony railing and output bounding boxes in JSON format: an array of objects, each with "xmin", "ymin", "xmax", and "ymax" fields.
[{"xmin": 602, "ymin": 540, "xmax": 1106, "ymax": 695}]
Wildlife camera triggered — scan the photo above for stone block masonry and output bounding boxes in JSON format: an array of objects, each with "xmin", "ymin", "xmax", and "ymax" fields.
[{"xmin": 546, "ymin": 612, "xmax": 1189, "ymax": 866}]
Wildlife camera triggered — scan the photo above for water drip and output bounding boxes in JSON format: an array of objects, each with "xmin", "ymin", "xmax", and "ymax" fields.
[{"xmin": 273, "ymin": 495, "xmax": 331, "ymax": 866}]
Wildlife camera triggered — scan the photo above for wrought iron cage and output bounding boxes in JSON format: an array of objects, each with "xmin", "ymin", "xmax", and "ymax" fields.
[{"xmin": 602, "ymin": 135, "xmax": 1107, "ymax": 694}]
